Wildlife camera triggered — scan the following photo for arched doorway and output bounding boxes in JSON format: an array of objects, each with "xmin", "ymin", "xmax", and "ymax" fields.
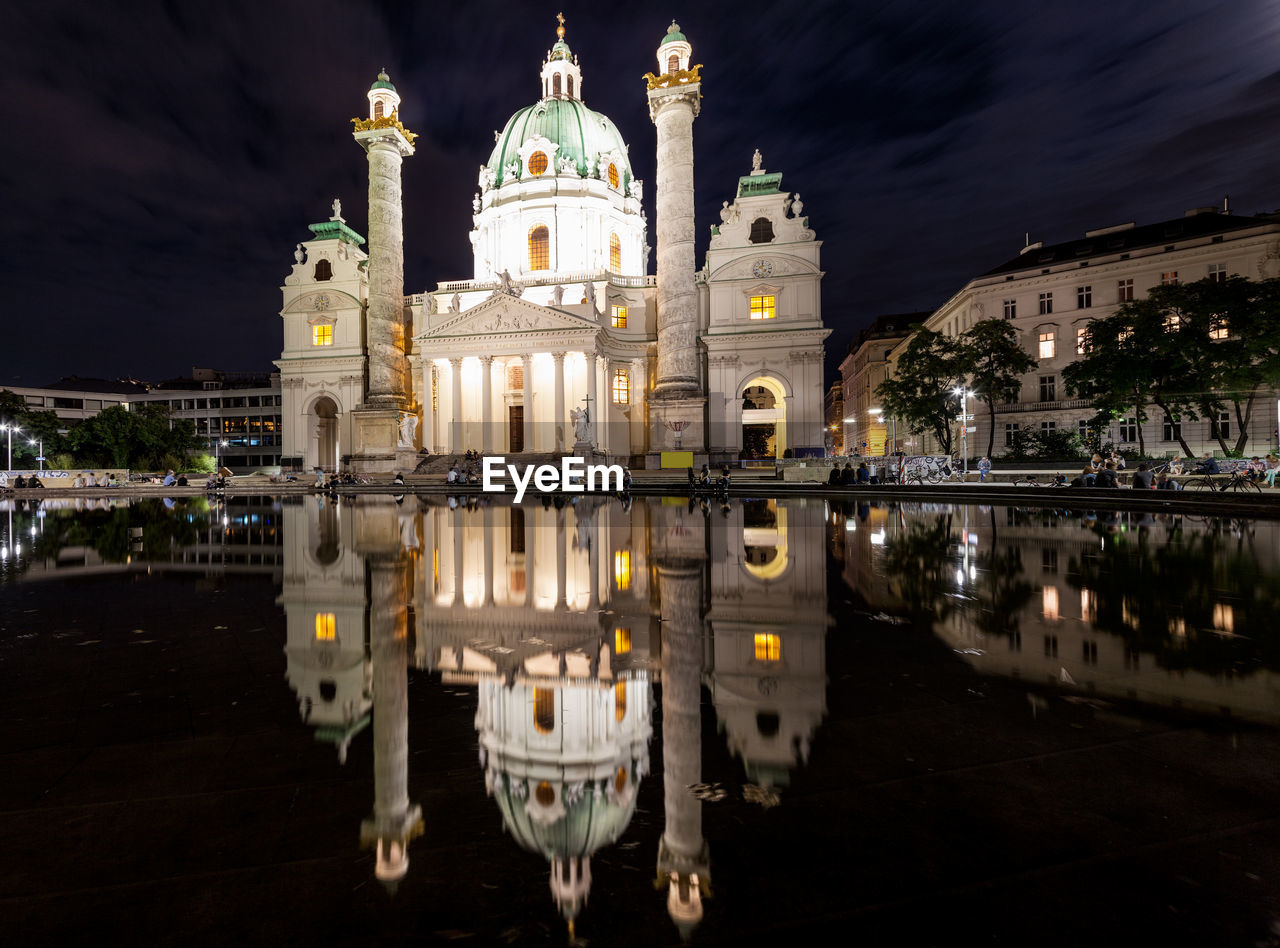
[
  {"xmin": 313, "ymin": 396, "xmax": 339, "ymax": 471},
  {"xmin": 740, "ymin": 376, "xmax": 787, "ymax": 460}
]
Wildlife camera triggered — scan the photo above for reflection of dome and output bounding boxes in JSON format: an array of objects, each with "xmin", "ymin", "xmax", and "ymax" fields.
[
  {"xmin": 487, "ymin": 98, "xmax": 633, "ymax": 188},
  {"xmin": 492, "ymin": 772, "xmax": 640, "ymax": 858}
]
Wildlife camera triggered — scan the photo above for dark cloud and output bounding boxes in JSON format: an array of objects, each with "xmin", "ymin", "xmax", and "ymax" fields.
[{"xmin": 0, "ymin": 0, "xmax": 1275, "ymax": 387}]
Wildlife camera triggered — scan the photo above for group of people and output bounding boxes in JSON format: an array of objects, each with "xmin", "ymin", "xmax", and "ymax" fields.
[
  {"xmin": 827, "ymin": 461, "xmax": 877, "ymax": 486},
  {"xmin": 0, "ymin": 473, "xmax": 45, "ymax": 490},
  {"xmin": 689, "ymin": 464, "xmax": 732, "ymax": 490}
]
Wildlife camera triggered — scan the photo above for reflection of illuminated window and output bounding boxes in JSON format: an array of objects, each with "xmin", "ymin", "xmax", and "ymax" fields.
[
  {"xmin": 509, "ymin": 568, "xmax": 526, "ymax": 595},
  {"xmin": 1213, "ymin": 603, "xmax": 1235, "ymax": 633},
  {"xmin": 614, "ymin": 627, "xmax": 631, "ymax": 654},
  {"xmin": 1080, "ymin": 588, "xmax": 1096, "ymax": 622},
  {"xmin": 433, "ymin": 549, "xmax": 439, "ymax": 586},
  {"xmin": 536, "ymin": 780, "xmax": 555, "ymax": 805},
  {"xmin": 1042, "ymin": 586, "xmax": 1059, "ymax": 621},
  {"xmin": 1168, "ymin": 616, "xmax": 1186, "ymax": 637},
  {"xmin": 614, "ymin": 550, "xmax": 632, "ymax": 590},
  {"xmin": 533, "ymin": 688, "xmax": 555, "ymax": 733},
  {"xmin": 754, "ymin": 633, "xmax": 781, "ymax": 661},
  {"xmin": 1122, "ymin": 597, "xmax": 1140, "ymax": 630},
  {"xmin": 615, "ymin": 681, "xmax": 627, "ymax": 722},
  {"xmin": 614, "ymin": 765, "xmax": 627, "ymax": 794},
  {"xmin": 315, "ymin": 612, "xmax": 336, "ymax": 641}
]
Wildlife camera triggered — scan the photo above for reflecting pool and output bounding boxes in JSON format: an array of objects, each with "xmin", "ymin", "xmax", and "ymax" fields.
[{"xmin": 2, "ymin": 495, "xmax": 1280, "ymax": 945}]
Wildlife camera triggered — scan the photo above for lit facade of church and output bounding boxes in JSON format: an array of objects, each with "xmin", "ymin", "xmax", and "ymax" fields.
[{"xmin": 276, "ymin": 19, "xmax": 829, "ymax": 471}]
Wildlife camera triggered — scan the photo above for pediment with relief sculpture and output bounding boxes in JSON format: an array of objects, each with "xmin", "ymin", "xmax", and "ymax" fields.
[{"xmin": 418, "ymin": 294, "xmax": 600, "ymax": 340}]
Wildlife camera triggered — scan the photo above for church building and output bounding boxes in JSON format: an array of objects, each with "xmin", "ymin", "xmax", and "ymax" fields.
[{"xmin": 276, "ymin": 18, "xmax": 829, "ymax": 471}]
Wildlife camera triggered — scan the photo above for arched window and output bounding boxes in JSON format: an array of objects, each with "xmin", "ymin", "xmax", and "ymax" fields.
[
  {"xmin": 373, "ymin": 100, "xmax": 384, "ymax": 120},
  {"xmin": 535, "ymin": 781, "xmax": 556, "ymax": 806},
  {"xmin": 609, "ymin": 233, "xmax": 621, "ymax": 270},
  {"xmin": 607, "ymin": 163, "xmax": 619, "ymax": 189},
  {"xmin": 749, "ymin": 217, "xmax": 775, "ymax": 244},
  {"xmin": 667, "ymin": 54, "xmax": 679, "ymax": 74},
  {"xmin": 528, "ymin": 151, "xmax": 548, "ymax": 176},
  {"xmin": 615, "ymin": 681, "xmax": 627, "ymax": 722},
  {"xmin": 553, "ymin": 73, "xmax": 562, "ymax": 96},
  {"xmin": 567, "ymin": 75, "xmax": 574, "ymax": 97},
  {"xmin": 313, "ymin": 258, "xmax": 332, "ymax": 281},
  {"xmin": 533, "ymin": 687, "xmax": 555, "ymax": 733},
  {"xmin": 528, "ymin": 225, "xmax": 549, "ymax": 270}
]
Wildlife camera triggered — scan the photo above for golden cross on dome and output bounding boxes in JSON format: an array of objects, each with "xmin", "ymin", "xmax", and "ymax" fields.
[{"xmin": 556, "ymin": 11, "xmax": 565, "ymax": 37}]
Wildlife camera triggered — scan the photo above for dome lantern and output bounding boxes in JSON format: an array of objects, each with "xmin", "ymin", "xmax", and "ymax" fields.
[
  {"xmin": 539, "ymin": 13, "xmax": 583, "ymax": 101},
  {"xmin": 367, "ymin": 68, "xmax": 401, "ymax": 121},
  {"xmin": 657, "ymin": 21, "xmax": 692, "ymax": 76}
]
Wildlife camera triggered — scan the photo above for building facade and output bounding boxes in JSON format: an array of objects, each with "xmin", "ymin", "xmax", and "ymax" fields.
[{"xmin": 837, "ymin": 314, "xmax": 916, "ymax": 457}]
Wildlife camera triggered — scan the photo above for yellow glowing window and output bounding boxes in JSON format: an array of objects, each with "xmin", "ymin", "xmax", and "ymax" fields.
[
  {"xmin": 608, "ymin": 163, "xmax": 619, "ymax": 189},
  {"xmin": 315, "ymin": 613, "xmax": 336, "ymax": 641},
  {"xmin": 615, "ymin": 681, "xmax": 627, "ymax": 722},
  {"xmin": 614, "ymin": 550, "xmax": 632, "ymax": 590},
  {"xmin": 754, "ymin": 633, "xmax": 781, "ymax": 661},
  {"xmin": 611, "ymin": 304, "xmax": 628, "ymax": 329},
  {"xmin": 614, "ymin": 627, "xmax": 631, "ymax": 654},
  {"xmin": 1038, "ymin": 331, "xmax": 1055, "ymax": 359},
  {"xmin": 312, "ymin": 324, "xmax": 333, "ymax": 346},
  {"xmin": 1209, "ymin": 317, "xmax": 1229, "ymax": 340},
  {"xmin": 528, "ymin": 225, "xmax": 549, "ymax": 270},
  {"xmin": 528, "ymin": 151, "xmax": 548, "ymax": 176},
  {"xmin": 609, "ymin": 233, "xmax": 621, "ymax": 270},
  {"xmin": 533, "ymin": 688, "xmax": 555, "ymax": 733},
  {"xmin": 749, "ymin": 295, "xmax": 776, "ymax": 320},
  {"xmin": 612, "ymin": 368, "xmax": 630, "ymax": 404}
]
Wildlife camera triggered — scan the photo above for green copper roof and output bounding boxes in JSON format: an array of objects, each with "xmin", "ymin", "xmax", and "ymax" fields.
[
  {"xmin": 736, "ymin": 171, "xmax": 784, "ymax": 198},
  {"xmin": 487, "ymin": 96, "xmax": 634, "ymax": 188},
  {"xmin": 549, "ymin": 40, "xmax": 573, "ymax": 61},
  {"xmin": 370, "ymin": 68, "xmax": 396, "ymax": 92},
  {"xmin": 660, "ymin": 22, "xmax": 687, "ymax": 46},
  {"xmin": 308, "ymin": 219, "xmax": 367, "ymax": 245}
]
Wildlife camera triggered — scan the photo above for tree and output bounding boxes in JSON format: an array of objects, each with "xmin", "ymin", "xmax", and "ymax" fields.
[
  {"xmin": 961, "ymin": 319, "xmax": 1037, "ymax": 458},
  {"xmin": 875, "ymin": 328, "xmax": 968, "ymax": 456}
]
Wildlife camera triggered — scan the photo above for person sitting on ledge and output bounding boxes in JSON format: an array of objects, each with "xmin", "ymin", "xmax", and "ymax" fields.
[
  {"xmin": 1168, "ymin": 457, "xmax": 1185, "ymax": 475},
  {"xmin": 1194, "ymin": 454, "xmax": 1220, "ymax": 475},
  {"xmin": 827, "ymin": 464, "xmax": 842, "ymax": 486},
  {"xmin": 447, "ymin": 465, "xmax": 460, "ymax": 484},
  {"xmin": 717, "ymin": 466, "xmax": 731, "ymax": 489},
  {"xmin": 699, "ymin": 464, "xmax": 711, "ymax": 485},
  {"xmin": 856, "ymin": 462, "xmax": 870, "ymax": 485},
  {"xmin": 1156, "ymin": 473, "xmax": 1182, "ymax": 490},
  {"xmin": 1094, "ymin": 461, "xmax": 1120, "ymax": 488},
  {"xmin": 393, "ymin": 472, "xmax": 405, "ymax": 486},
  {"xmin": 176, "ymin": 474, "xmax": 189, "ymax": 487},
  {"xmin": 1131, "ymin": 462, "xmax": 1154, "ymax": 489},
  {"xmin": 26, "ymin": 476, "xmax": 43, "ymax": 489},
  {"xmin": 12, "ymin": 474, "xmax": 26, "ymax": 489},
  {"xmin": 687, "ymin": 467, "xmax": 696, "ymax": 488},
  {"xmin": 1070, "ymin": 467, "xmax": 1095, "ymax": 488}
]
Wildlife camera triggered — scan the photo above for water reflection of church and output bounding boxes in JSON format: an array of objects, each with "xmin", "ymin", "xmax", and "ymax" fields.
[{"xmin": 279, "ymin": 494, "xmax": 830, "ymax": 937}]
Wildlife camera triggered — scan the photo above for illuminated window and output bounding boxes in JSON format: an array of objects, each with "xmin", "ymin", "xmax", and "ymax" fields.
[
  {"xmin": 609, "ymin": 233, "xmax": 621, "ymax": 270},
  {"xmin": 749, "ymin": 295, "xmax": 776, "ymax": 320},
  {"xmin": 312, "ymin": 324, "xmax": 333, "ymax": 346},
  {"xmin": 1076, "ymin": 326, "xmax": 1089, "ymax": 354},
  {"xmin": 536, "ymin": 781, "xmax": 555, "ymax": 806},
  {"xmin": 1164, "ymin": 312, "xmax": 1182, "ymax": 332},
  {"xmin": 614, "ymin": 550, "xmax": 632, "ymax": 590},
  {"xmin": 607, "ymin": 163, "xmax": 619, "ymax": 189},
  {"xmin": 1161, "ymin": 271, "xmax": 1178, "ymax": 285},
  {"xmin": 612, "ymin": 368, "xmax": 630, "ymax": 404},
  {"xmin": 753, "ymin": 633, "xmax": 781, "ymax": 662},
  {"xmin": 533, "ymin": 688, "xmax": 555, "ymax": 733},
  {"xmin": 1038, "ymin": 331, "xmax": 1055, "ymax": 359},
  {"xmin": 615, "ymin": 681, "xmax": 627, "ymax": 722},
  {"xmin": 614, "ymin": 627, "xmax": 631, "ymax": 654},
  {"xmin": 528, "ymin": 151, "xmax": 548, "ymax": 176},
  {"xmin": 749, "ymin": 217, "xmax": 774, "ymax": 244},
  {"xmin": 315, "ymin": 613, "xmax": 336, "ymax": 641},
  {"xmin": 528, "ymin": 225, "xmax": 549, "ymax": 270},
  {"xmin": 313, "ymin": 258, "xmax": 332, "ymax": 281},
  {"xmin": 373, "ymin": 100, "xmax": 384, "ymax": 120},
  {"xmin": 1209, "ymin": 316, "xmax": 1229, "ymax": 340},
  {"xmin": 1117, "ymin": 278, "xmax": 1134, "ymax": 302},
  {"xmin": 611, "ymin": 304, "xmax": 628, "ymax": 329},
  {"xmin": 667, "ymin": 54, "xmax": 678, "ymax": 74},
  {"xmin": 1042, "ymin": 586, "xmax": 1059, "ymax": 621}
]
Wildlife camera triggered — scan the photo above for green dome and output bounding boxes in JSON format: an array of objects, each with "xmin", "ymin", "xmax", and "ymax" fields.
[
  {"xmin": 487, "ymin": 97, "xmax": 633, "ymax": 188},
  {"xmin": 493, "ymin": 775, "xmax": 641, "ymax": 859},
  {"xmin": 549, "ymin": 40, "xmax": 573, "ymax": 61},
  {"xmin": 660, "ymin": 22, "xmax": 687, "ymax": 46},
  {"xmin": 370, "ymin": 68, "xmax": 396, "ymax": 92}
]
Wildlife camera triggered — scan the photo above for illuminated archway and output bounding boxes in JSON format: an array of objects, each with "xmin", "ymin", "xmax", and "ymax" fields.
[{"xmin": 739, "ymin": 375, "xmax": 788, "ymax": 460}]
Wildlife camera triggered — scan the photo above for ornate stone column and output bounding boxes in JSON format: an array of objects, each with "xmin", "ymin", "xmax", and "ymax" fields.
[
  {"xmin": 585, "ymin": 350, "xmax": 599, "ymax": 453},
  {"xmin": 449, "ymin": 358, "xmax": 463, "ymax": 454},
  {"xmin": 645, "ymin": 27, "xmax": 707, "ymax": 466},
  {"xmin": 350, "ymin": 71, "xmax": 417, "ymax": 473},
  {"xmin": 424, "ymin": 363, "xmax": 437, "ymax": 454},
  {"xmin": 553, "ymin": 351, "xmax": 566, "ymax": 453},
  {"xmin": 480, "ymin": 355, "xmax": 494, "ymax": 454},
  {"xmin": 522, "ymin": 355, "xmax": 535, "ymax": 453}
]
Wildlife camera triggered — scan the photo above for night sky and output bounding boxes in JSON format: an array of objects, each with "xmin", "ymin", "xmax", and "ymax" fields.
[{"xmin": 2, "ymin": 0, "xmax": 1277, "ymax": 388}]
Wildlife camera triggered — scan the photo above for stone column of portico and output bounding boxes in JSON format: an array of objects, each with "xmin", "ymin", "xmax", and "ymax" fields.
[
  {"xmin": 449, "ymin": 358, "xmax": 463, "ymax": 454},
  {"xmin": 585, "ymin": 350, "xmax": 599, "ymax": 454},
  {"xmin": 656, "ymin": 557, "xmax": 710, "ymax": 936},
  {"xmin": 553, "ymin": 351, "xmax": 566, "ymax": 453},
  {"xmin": 351, "ymin": 72, "xmax": 416, "ymax": 473},
  {"xmin": 479, "ymin": 356, "xmax": 494, "ymax": 455},
  {"xmin": 646, "ymin": 27, "xmax": 706, "ymax": 467},
  {"xmin": 522, "ymin": 356, "xmax": 535, "ymax": 453},
  {"xmin": 424, "ymin": 364, "xmax": 437, "ymax": 454}
]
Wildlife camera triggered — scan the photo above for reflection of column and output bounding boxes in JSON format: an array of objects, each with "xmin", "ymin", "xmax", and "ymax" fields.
[
  {"xmin": 553, "ymin": 351, "xmax": 566, "ymax": 453},
  {"xmin": 480, "ymin": 355, "xmax": 494, "ymax": 455},
  {"xmin": 586, "ymin": 507, "xmax": 600, "ymax": 610},
  {"xmin": 452, "ymin": 509, "xmax": 464, "ymax": 607},
  {"xmin": 585, "ymin": 350, "xmax": 598, "ymax": 449},
  {"xmin": 483, "ymin": 507, "xmax": 495, "ymax": 607},
  {"xmin": 449, "ymin": 358, "xmax": 463, "ymax": 453},
  {"xmin": 555, "ymin": 511, "xmax": 568, "ymax": 611},
  {"xmin": 525, "ymin": 507, "xmax": 536, "ymax": 608},
  {"xmin": 359, "ymin": 551, "xmax": 422, "ymax": 890},
  {"xmin": 522, "ymin": 355, "xmax": 535, "ymax": 453},
  {"xmin": 657, "ymin": 561, "xmax": 710, "ymax": 938}
]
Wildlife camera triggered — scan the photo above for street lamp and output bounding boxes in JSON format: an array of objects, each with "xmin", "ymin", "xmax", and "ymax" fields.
[
  {"xmin": 28, "ymin": 439, "xmax": 43, "ymax": 471},
  {"xmin": 953, "ymin": 388, "xmax": 976, "ymax": 477},
  {"xmin": 0, "ymin": 422, "xmax": 21, "ymax": 471}
]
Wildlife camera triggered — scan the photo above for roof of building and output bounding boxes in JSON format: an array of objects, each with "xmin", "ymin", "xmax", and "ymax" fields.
[
  {"xmin": 846, "ymin": 312, "xmax": 928, "ymax": 355},
  {"xmin": 984, "ymin": 209, "xmax": 1279, "ymax": 276},
  {"xmin": 370, "ymin": 69, "xmax": 396, "ymax": 93},
  {"xmin": 487, "ymin": 96, "xmax": 633, "ymax": 189},
  {"xmin": 38, "ymin": 376, "xmax": 149, "ymax": 395},
  {"xmin": 661, "ymin": 22, "xmax": 687, "ymax": 45}
]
